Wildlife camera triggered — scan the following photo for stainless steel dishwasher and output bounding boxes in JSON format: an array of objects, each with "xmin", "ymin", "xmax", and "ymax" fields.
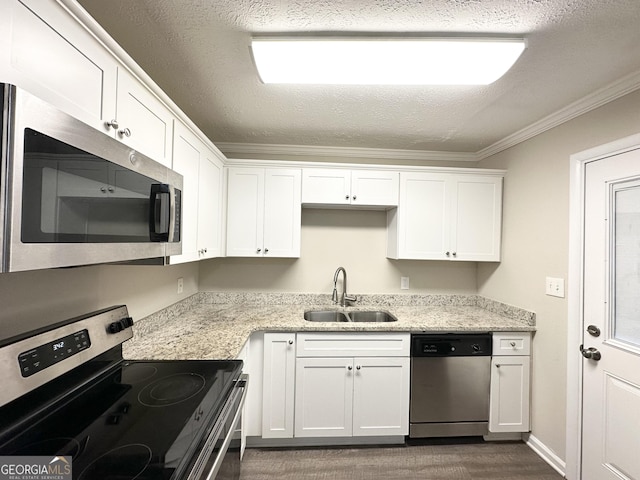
[{"xmin": 410, "ymin": 333, "xmax": 492, "ymax": 438}]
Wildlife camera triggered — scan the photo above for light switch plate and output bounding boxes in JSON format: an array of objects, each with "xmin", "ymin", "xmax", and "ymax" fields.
[{"xmin": 545, "ymin": 277, "xmax": 565, "ymax": 298}]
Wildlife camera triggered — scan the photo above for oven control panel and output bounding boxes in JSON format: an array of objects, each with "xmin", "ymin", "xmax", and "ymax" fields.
[{"xmin": 18, "ymin": 329, "xmax": 91, "ymax": 377}]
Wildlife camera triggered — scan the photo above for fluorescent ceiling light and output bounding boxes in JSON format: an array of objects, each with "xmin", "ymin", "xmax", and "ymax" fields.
[{"xmin": 251, "ymin": 37, "xmax": 526, "ymax": 85}]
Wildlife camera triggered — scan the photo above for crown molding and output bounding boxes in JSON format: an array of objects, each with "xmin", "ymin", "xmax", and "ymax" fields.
[
  {"xmin": 476, "ymin": 68, "xmax": 640, "ymax": 160},
  {"xmin": 216, "ymin": 142, "xmax": 479, "ymax": 163},
  {"xmin": 220, "ymin": 68, "xmax": 640, "ymax": 164}
]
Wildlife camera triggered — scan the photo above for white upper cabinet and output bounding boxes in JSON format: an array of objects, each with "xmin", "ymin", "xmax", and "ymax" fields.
[
  {"xmin": 387, "ymin": 172, "xmax": 502, "ymax": 261},
  {"xmin": 302, "ymin": 168, "xmax": 398, "ymax": 207},
  {"xmin": 110, "ymin": 69, "xmax": 174, "ymax": 167},
  {"xmin": 226, "ymin": 167, "xmax": 301, "ymax": 258},
  {"xmin": 2, "ymin": 1, "xmax": 175, "ymax": 167},
  {"xmin": 171, "ymin": 120, "xmax": 224, "ymax": 264},
  {"xmin": 1, "ymin": 0, "xmax": 117, "ymax": 131}
]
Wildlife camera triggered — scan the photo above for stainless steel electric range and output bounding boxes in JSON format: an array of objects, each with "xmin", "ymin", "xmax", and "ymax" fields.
[{"xmin": 0, "ymin": 305, "xmax": 247, "ymax": 480}]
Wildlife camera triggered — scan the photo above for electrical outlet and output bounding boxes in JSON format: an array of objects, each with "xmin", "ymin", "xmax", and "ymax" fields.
[
  {"xmin": 401, "ymin": 277, "xmax": 410, "ymax": 290},
  {"xmin": 177, "ymin": 277, "xmax": 184, "ymax": 294},
  {"xmin": 545, "ymin": 277, "xmax": 565, "ymax": 298}
]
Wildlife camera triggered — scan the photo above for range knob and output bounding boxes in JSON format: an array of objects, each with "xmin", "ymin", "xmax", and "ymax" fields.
[{"xmin": 107, "ymin": 317, "xmax": 134, "ymax": 334}]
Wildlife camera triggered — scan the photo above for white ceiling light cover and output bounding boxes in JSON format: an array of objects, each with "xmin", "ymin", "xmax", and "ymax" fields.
[{"xmin": 251, "ymin": 37, "xmax": 526, "ymax": 85}]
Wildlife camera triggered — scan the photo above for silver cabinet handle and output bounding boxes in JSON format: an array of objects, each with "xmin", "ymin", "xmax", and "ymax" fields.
[
  {"xmin": 256, "ymin": 248, "xmax": 262, "ymax": 253},
  {"xmin": 510, "ymin": 341, "xmax": 516, "ymax": 347},
  {"xmin": 446, "ymin": 251, "xmax": 451, "ymax": 256},
  {"xmin": 108, "ymin": 186, "xmax": 115, "ymax": 193},
  {"xmin": 356, "ymin": 365, "xmax": 361, "ymax": 370},
  {"xmin": 452, "ymin": 252, "xmax": 457, "ymax": 257},
  {"xmin": 347, "ymin": 365, "xmax": 353, "ymax": 371},
  {"xmin": 495, "ymin": 364, "xmax": 501, "ymax": 368},
  {"xmin": 345, "ymin": 195, "xmax": 350, "ymax": 200},
  {"xmin": 100, "ymin": 187, "xmax": 107, "ymax": 193},
  {"xmin": 264, "ymin": 248, "xmax": 269, "ymax": 254},
  {"xmin": 118, "ymin": 127, "xmax": 132, "ymax": 138},
  {"xmin": 288, "ymin": 339, "xmax": 294, "ymax": 345},
  {"xmin": 105, "ymin": 119, "xmax": 119, "ymax": 130},
  {"xmin": 352, "ymin": 195, "xmax": 357, "ymax": 201}
]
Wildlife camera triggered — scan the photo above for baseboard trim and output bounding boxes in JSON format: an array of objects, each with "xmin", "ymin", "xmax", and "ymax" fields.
[
  {"xmin": 525, "ymin": 434, "xmax": 566, "ymax": 478},
  {"xmin": 246, "ymin": 435, "xmax": 406, "ymax": 448}
]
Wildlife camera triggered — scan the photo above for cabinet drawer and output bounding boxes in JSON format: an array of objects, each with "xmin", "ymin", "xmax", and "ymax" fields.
[
  {"xmin": 296, "ymin": 333, "xmax": 410, "ymax": 357},
  {"xmin": 492, "ymin": 332, "xmax": 531, "ymax": 356}
]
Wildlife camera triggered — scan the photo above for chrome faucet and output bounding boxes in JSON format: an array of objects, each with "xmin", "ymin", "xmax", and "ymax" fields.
[{"xmin": 332, "ymin": 267, "xmax": 357, "ymax": 307}]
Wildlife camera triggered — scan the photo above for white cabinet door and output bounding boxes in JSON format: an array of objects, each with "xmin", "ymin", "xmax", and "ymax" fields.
[
  {"xmin": 388, "ymin": 172, "xmax": 502, "ymax": 261},
  {"xmin": 1, "ymin": 0, "xmax": 117, "ymax": 131},
  {"xmin": 262, "ymin": 333, "xmax": 296, "ymax": 439},
  {"xmin": 114, "ymin": 69, "xmax": 174, "ymax": 167},
  {"xmin": 171, "ymin": 122, "xmax": 202, "ymax": 263},
  {"xmin": 450, "ymin": 175, "xmax": 502, "ymax": 261},
  {"xmin": 263, "ymin": 169, "xmax": 302, "ymax": 257},
  {"xmin": 388, "ymin": 172, "xmax": 449, "ymax": 260},
  {"xmin": 350, "ymin": 170, "xmax": 399, "ymax": 207},
  {"xmin": 302, "ymin": 168, "xmax": 399, "ymax": 207},
  {"xmin": 489, "ymin": 356, "xmax": 530, "ymax": 433},
  {"xmin": 197, "ymin": 149, "xmax": 224, "ymax": 259},
  {"xmin": 301, "ymin": 168, "xmax": 351, "ymax": 205},
  {"xmin": 294, "ymin": 357, "xmax": 354, "ymax": 438},
  {"xmin": 226, "ymin": 167, "xmax": 301, "ymax": 257},
  {"xmin": 226, "ymin": 167, "xmax": 265, "ymax": 257},
  {"xmin": 352, "ymin": 357, "xmax": 409, "ymax": 436}
]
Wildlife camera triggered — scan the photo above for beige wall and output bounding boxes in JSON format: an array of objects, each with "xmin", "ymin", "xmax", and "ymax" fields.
[
  {"xmin": 477, "ymin": 88, "xmax": 640, "ymax": 462},
  {"xmin": 199, "ymin": 208, "xmax": 478, "ymax": 294},
  {"xmin": 0, "ymin": 262, "xmax": 198, "ymax": 342}
]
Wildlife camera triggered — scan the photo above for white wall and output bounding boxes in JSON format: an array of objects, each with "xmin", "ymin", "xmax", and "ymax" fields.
[
  {"xmin": 199, "ymin": 208, "xmax": 478, "ymax": 294},
  {"xmin": 0, "ymin": 262, "xmax": 198, "ymax": 342},
  {"xmin": 477, "ymin": 88, "xmax": 640, "ymax": 462}
]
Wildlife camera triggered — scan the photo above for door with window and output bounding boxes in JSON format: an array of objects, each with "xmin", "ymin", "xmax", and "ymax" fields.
[{"xmin": 582, "ymin": 147, "xmax": 640, "ymax": 479}]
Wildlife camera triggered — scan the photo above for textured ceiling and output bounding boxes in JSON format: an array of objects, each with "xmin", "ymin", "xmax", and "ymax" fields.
[{"xmin": 77, "ymin": 0, "xmax": 640, "ymax": 156}]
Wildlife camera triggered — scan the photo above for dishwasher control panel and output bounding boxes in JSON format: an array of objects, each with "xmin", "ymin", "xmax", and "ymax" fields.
[{"xmin": 411, "ymin": 334, "xmax": 492, "ymax": 357}]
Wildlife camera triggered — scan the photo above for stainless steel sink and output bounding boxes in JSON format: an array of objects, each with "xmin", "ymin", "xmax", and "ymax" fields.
[
  {"xmin": 304, "ymin": 310, "xmax": 349, "ymax": 322},
  {"xmin": 347, "ymin": 311, "xmax": 397, "ymax": 323},
  {"xmin": 303, "ymin": 310, "xmax": 397, "ymax": 322}
]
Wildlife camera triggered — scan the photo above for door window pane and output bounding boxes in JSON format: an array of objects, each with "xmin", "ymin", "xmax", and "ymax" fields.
[{"xmin": 613, "ymin": 183, "xmax": 640, "ymax": 346}]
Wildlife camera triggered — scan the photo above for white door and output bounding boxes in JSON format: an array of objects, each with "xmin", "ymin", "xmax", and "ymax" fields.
[{"xmin": 582, "ymin": 147, "xmax": 640, "ymax": 479}]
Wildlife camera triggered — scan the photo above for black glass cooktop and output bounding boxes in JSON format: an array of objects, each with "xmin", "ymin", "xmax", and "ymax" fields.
[{"xmin": 0, "ymin": 359, "xmax": 243, "ymax": 480}]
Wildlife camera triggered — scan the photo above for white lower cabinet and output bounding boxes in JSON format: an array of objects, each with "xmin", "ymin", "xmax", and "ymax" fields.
[
  {"xmin": 489, "ymin": 332, "xmax": 531, "ymax": 433},
  {"xmin": 294, "ymin": 356, "xmax": 410, "ymax": 438},
  {"xmin": 294, "ymin": 333, "xmax": 410, "ymax": 439},
  {"xmin": 262, "ymin": 333, "xmax": 296, "ymax": 438},
  {"xmin": 294, "ymin": 357, "xmax": 354, "ymax": 437},
  {"xmin": 261, "ymin": 332, "xmax": 410, "ymax": 440}
]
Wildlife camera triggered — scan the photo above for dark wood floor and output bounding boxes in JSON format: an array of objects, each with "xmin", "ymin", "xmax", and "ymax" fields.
[{"xmin": 239, "ymin": 440, "xmax": 564, "ymax": 480}]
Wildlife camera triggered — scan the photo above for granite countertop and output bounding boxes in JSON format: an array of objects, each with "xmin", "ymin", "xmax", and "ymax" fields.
[{"xmin": 123, "ymin": 293, "xmax": 535, "ymax": 361}]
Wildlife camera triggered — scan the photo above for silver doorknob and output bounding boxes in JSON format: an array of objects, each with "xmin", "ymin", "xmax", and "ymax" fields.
[
  {"xmin": 118, "ymin": 127, "xmax": 132, "ymax": 138},
  {"xmin": 580, "ymin": 345, "xmax": 602, "ymax": 361},
  {"xmin": 105, "ymin": 119, "xmax": 119, "ymax": 130}
]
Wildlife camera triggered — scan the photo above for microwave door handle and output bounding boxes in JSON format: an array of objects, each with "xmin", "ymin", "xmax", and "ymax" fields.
[{"xmin": 149, "ymin": 183, "xmax": 171, "ymax": 242}]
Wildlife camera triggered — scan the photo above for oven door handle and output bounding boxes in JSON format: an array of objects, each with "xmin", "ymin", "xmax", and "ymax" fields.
[{"xmin": 202, "ymin": 379, "xmax": 247, "ymax": 480}]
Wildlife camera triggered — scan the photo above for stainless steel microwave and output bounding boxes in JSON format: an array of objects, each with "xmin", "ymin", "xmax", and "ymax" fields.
[{"xmin": 0, "ymin": 84, "xmax": 182, "ymax": 272}]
